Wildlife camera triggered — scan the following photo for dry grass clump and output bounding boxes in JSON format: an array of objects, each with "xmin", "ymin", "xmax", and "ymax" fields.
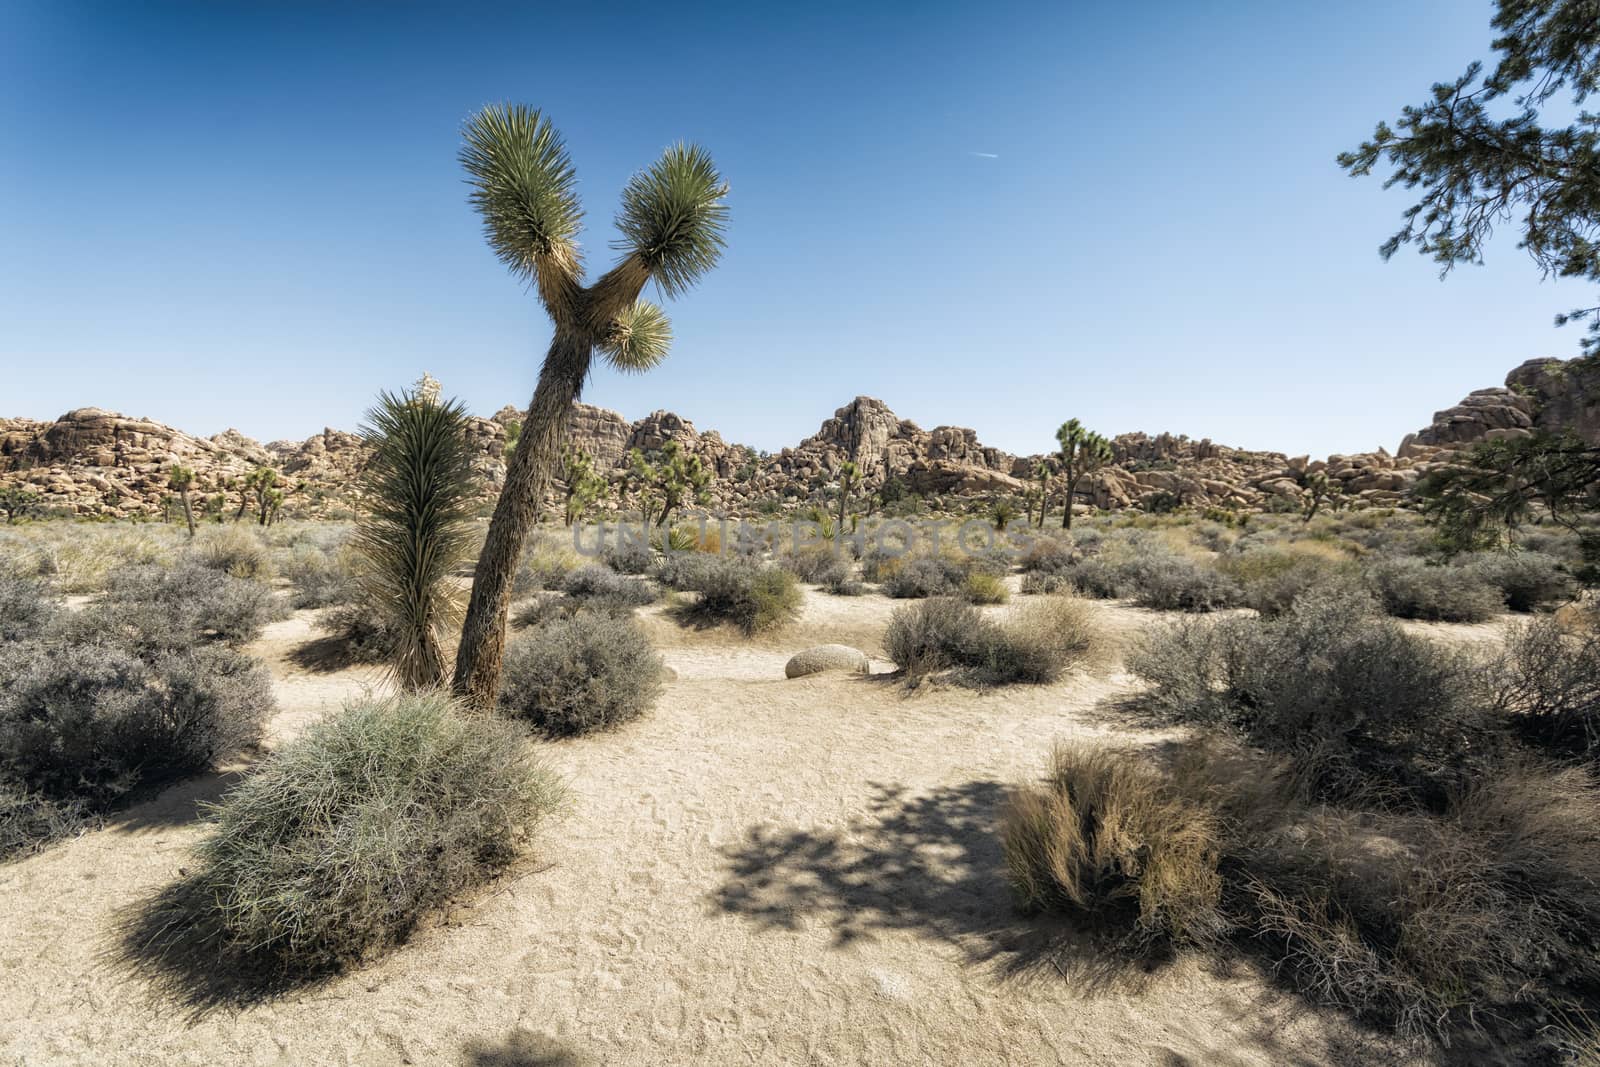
[
  {"xmin": 1001, "ymin": 745, "xmax": 1226, "ymax": 951},
  {"xmin": 1218, "ymin": 544, "xmax": 1362, "ymax": 617},
  {"xmin": 0, "ymin": 522, "xmax": 182, "ymax": 592},
  {"xmin": 884, "ymin": 555, "xmax": 967, "ymax": 598},
  {"xmin": 884, "ymin": 595, "xmax": 1100, "ymax": 686},
  {"xmin": 1018, "ymin": 535, "xmax": 1076, "ymax": 574},
  {"xmin": 498, "ymin": 612, "xmax": 663, "ymax": 735},
  {"xmin": 280, "ymin": 533, "xmax": 361, "ymax": 609},
  {"xmin": 961, "ymin": 571, "xmax": 1009, "ymax": 604},
  {"xmin": 601, "ymin": 536, "xmax": 655, "ymax": 575},
  {"xmin": 1019, "ymin": 570, "xmax": 1071, "ymax": 595},
  {"xmin": 193, "ymin": 525, "xmax": 275, "ymax": 581},
  {"xmin": 0, "ymin": 638, "xmax": 274, "ymax": 857},
  {"xmin": 778, "ymin": 544, "xmax": 848, "ymax": 583},
  {"xmin": 134, "ymin": 692, "xmax": 562, "ymax": 977},
  {"xmin": 1365, "ymin": 556, "xmax": 1502, "ymax": 622}
]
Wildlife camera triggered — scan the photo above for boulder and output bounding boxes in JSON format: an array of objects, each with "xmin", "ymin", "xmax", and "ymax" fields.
[{"xmin": 784, "ymin": 644, "xmax": 870, "ymax": 679}]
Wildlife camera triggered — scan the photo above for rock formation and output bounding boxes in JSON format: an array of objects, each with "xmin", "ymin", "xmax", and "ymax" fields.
[{"xmin": 2, "ymin": 356, "xmax": 1594, "ymax": 521}]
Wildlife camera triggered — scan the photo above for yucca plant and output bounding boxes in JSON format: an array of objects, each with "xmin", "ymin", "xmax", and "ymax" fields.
[
  {"xmin": 1055, "ymin": 420, "xmax": 1113, "ymax": 530},
  {"xmin": 167, "ymin": 465, "xmax": 197, "ymax": 537},
  {"xmin": 353, "ymin": 384, "xmax": 478, "ymax": 690},
  {"xmin": 450, "ymin": 105, "xmax": 729, "ymax": 708}
]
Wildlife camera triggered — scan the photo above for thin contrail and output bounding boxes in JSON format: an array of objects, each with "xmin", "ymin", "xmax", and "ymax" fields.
[{"xmin": 968, "ymin": 151, "xmax": 999, "ymax": 159}]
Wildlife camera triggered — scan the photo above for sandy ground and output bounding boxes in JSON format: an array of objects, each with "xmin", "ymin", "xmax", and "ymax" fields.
[{"xmin": 0, "ymin": 588, "xmax": 1434, "ymax": 1067}]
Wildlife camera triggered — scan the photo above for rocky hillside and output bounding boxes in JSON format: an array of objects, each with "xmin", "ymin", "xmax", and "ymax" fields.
[{"xmin": 2, "ymin": 356, "xmax": 1594, "ymax": 521}]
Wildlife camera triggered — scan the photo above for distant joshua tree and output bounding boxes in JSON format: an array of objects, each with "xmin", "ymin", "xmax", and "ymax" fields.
[
  {"xmin": 241, "ymin": 467, "xmax": 279, "ymax": 527},
  {"xmin": 836, "ymin": 460, "xmax": 859, "ymax": 529},
  {"xmin": 628, "ymin": 440, "xmax": 710, "ymax": 529},
  {"xmin": 561, "ymin": 447, "xmax": 607, "ymax": 526},
  {"xmin": 354, "ymin": 385, "xmax": 477, "ymax": 690},
  {"xmin": 451, "ymin": 104, "xmax": 729, "ymax": 709},
  {"xmin": 167, "ymin": 465, "xmax": 197, "ymax": 537},
  {"xmin": 1031, "ymin": 460, "xmax": 1050, "ymax": 528},
  {"xmin": 0, "ymin": 486, "xmax": 41, "ymax": 525},
  {"xmin": 1055, "ymin": 419, "xmax": 1113, "ymax": 530}
]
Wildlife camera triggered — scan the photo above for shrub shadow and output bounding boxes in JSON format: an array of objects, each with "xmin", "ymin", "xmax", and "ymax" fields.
[
  {"xmin": 109, "ymin": 874, "xmax": 340, "ymax": 1020},
  {"xmin": 460, "ymin": 1029, "xmax": 592, "ymax": 1066},
  {"xmin": 287, "ymin": 632, "xmax": 372, "ymax": 672},
  {"xmin": 711, "ymin": 778, "xmax": 1143, "ymax": 990},
  {"xmin": 104, "ymin": 769, "xmax": 245, "ymax": 836}
]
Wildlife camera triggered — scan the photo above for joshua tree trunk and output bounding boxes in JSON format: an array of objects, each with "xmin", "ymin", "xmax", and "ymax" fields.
[
  {"xmin": 179, "ymin": 489, "xmax": 195, "ymax": 537},
  {"xmin": 453, "ymin": 332, "xmax": 594, "ymax": 708},
  {"xmin": 1061, "ymin": 478, "xmax": 1076, "ymax": 529}
]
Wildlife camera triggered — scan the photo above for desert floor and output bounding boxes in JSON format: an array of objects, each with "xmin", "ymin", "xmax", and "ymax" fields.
[{"xmin": 1, "ymin": 582, "xmax": 1476, "ymax": 1067}]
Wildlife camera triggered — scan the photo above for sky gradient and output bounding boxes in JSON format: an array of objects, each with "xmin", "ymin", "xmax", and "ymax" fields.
[{"xmin": 1, "ymin": 1, "xmax": 1585, "ymax": 460}]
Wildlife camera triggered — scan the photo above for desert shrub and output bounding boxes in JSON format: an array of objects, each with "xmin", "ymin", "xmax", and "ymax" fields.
[
  {"xmin": 1066, "ymin": 556, "xmax": 1132, "ymax": 599},
  {"xmin": 0, "ymin": 781, "xmax": 94, "ymax": 859},
  {"xmin": 1365, "ymin": 557, "xmax": 1501, "ymax": 623},
  {"xmin": 1232, "ymin": 762, "xmax": 1600, "ymax": 1045},
  {"xmin": 602, "ymin": 535, "xmax": 654, "ymax": 575},
  {"xmin": 514, "ymin": 537, "xmax": 582, "ymax": 594},
  {"xmin": 859, "ymin": 545, "xmax": 906, "ymax": 583},
  {"xmin": 961, "ymin": 544, "xmax": 1015, "ymax": 577},
  {"xmin": 313, "ymin": 600, "xmax": 397, "ymax": 663},
  {"xmin": 1220, "ymin": 547, "xmax": 1361, "ymax": 618},
  {"xmin": 1129, "ymin": 589, "xmax": 1494, "ymax": 807},
  {"xmin": 884, "ymin": 595, "xmax": 1098, "ymax": 686},
  {"xmin": 962, "ymin": 571, "xmax": 1009, "ymax": 605},
  {"xmin": 652, "ymin": 551, "xmax": 715, "ymax": 591},
  {"xmin": 499, "ymin": 613, "xmax": 662, "ymax": 735},
  {"xmin": 163, "ymin": 693, "xmax": 562, "ymax": 973},
  {"xmin": 675, "ymin": 557, "xmax": 802, "ymax": 634},
  {"xmin": 92, "ymin": 561, "xmax": 287, "ymax": 649},
  {"xmin": 1495, "ymin": 615, "xmax": 1600, "ymax": 761},
  {"xmin": 884, "ymin": 555, "xmax": 966, "ymax": 598},
  {"xmin": 779, "ymin": 544, "xmax": 846, "ymax": 583},
  {"xmin": 1019, "ymin": 536, "xmax": 1076, "ymax": 575},
  {"xmin": 0, "ymin": 640, "xmax": 273, "ymax": 853},
  {"xmin": 282, "ymin": 541, "xmax": 360, "ymax": 609},
  {"xmin": 1020, "ymin": 570, "xmax": 1070, "ymax": 595},
  {"xmin": 560, "ymin": 564, "xmax": 657, "ymax": 610},
  {"xmin": 1122, "ymin": 551, "xmax": 1241, "ymax": 613},
  {"xmin": 812, "ymin": 555, "xmax": 863, "ymax": 595},
  {"xmin": 1462, "ymin": 550, "xmax": 1577, "ymax": 612},
  {"xmin": 1001, "ymin": 745, "xmax": 1226, "ymax": 951},
  {"xmin": 193, "ymin": 525, "xmax": 275, "ymax": 581},
  {"xmin": 0, "ymin": 572, "xmax": 60, "ymax": 642}
]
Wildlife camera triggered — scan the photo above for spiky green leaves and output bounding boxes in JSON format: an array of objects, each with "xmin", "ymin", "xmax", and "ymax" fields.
[
  {"xmin": 355, "ymin": 387, "xmax": 479, "ymax": 690},
  {"xmin": 461, "ymin": 104, "xmax": 583, "ymax": 281},
  {"xmin": 615, "ymin": 143, "xmax": 729, "ymax": 299},
  {"xmin": 600, "ymin": 300, "xmax": 672, "ymax": 372}
]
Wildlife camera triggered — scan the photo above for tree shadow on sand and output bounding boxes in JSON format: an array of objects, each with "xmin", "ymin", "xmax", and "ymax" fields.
[{"xmin": 711, "ymin": 779, "xmax": 1410, "ymax": 1067}]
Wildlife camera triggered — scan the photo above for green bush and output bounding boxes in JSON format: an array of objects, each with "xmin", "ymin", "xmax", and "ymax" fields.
[
  {"xmin": 1365, "ymin": 557, "xmax": 1501, "ymax": 623},
  {"xmin": 1001, "ymin": 745, "xmax": 1226, "ymax": 951},
  {"xmin": 499, "ymin": 613, "xmax": 663, "ymax": 735},
  {"xmin": 158, "ymin": 693, "xmax": 562, "ymax": 974}
]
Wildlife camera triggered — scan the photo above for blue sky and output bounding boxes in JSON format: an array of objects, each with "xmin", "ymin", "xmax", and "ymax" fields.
[{"xmin": 1, "ymin": 1, "xmax": 1584, "ymax": 459}]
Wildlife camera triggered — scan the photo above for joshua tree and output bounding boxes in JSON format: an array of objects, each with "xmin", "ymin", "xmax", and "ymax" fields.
[
  {"xmin": 264, "ymin": 486, "xmax": 286, "ymax": 526},
  {"xmin": 627, "ymin": 440, "xmax": 710, "ymax": 529},
  {"xmin": 502, "ymin": 419, "xmax": 522, "ymax": 461},
  {"xmin": 167, "ymin": 465, "xmax": 197, "ymax": 537},
  {"xmin": 561, "ymin": 446, "xmax": 607, "ymax": 526},
  {"xmin": 1031, "ymin": 460, "xmax": 1050, "ymax": 528},
  {"xmin": 0, "ymin": 486, "xmax": 40, "ymax": 525},
  {"xmin": 1300, "ymin": 471, "xmax": 1339, "ymax": 523},
  {"xmin": 451, "ymin": 104, "xmax": 728, "ymax": 708},
  {"xmin": 354, "ymin": 386, "xmax": 478, "ymax": 690},
  {"xmin": 836, "ymin": 460, "xmax": 859, "ymax": 529},
  {"xmin": 1055, "ymin": 420, "xmax": 1113, "ymax": 529},
  {"xmin": 203, "ymin": 492, "xmax": 225, "ymax": 523}
]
